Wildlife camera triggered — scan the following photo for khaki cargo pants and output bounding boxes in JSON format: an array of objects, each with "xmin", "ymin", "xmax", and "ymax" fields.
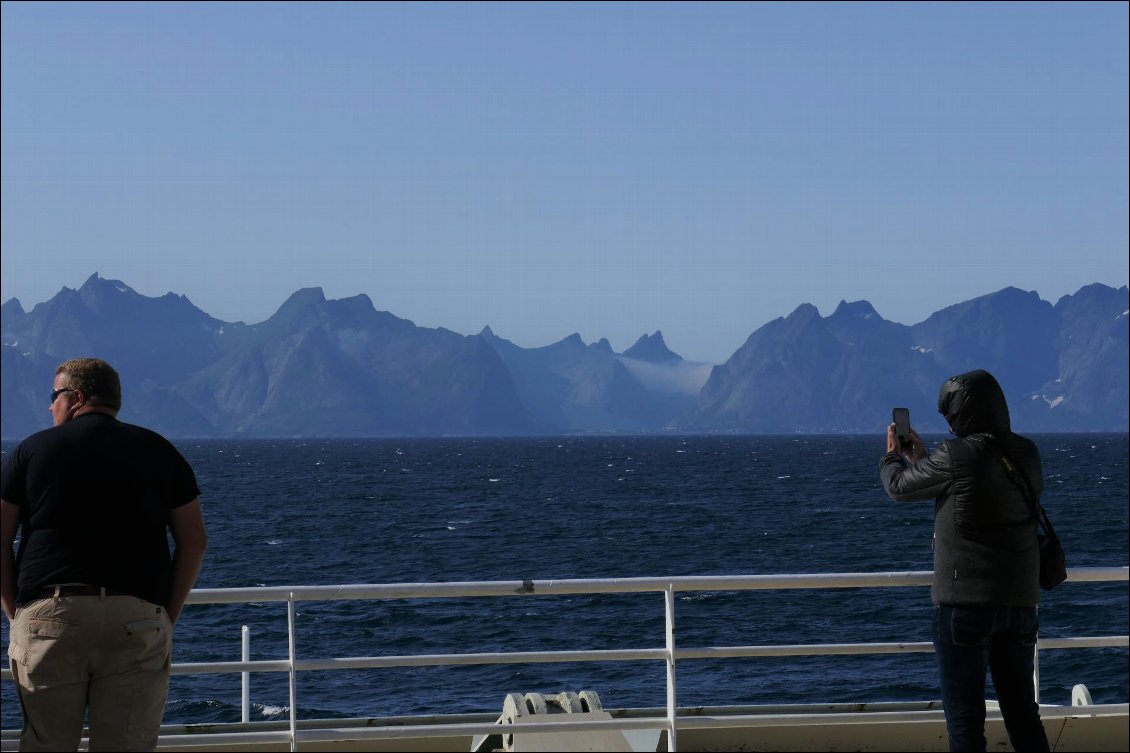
[{"xmin": 7, "ymin": 590, "xmax": 172, "ymax": 752}]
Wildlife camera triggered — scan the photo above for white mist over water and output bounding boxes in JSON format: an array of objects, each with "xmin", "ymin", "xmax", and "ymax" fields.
[{"xmin": 618, "ymin": 357, "xmax": 714, "ymax": 396}]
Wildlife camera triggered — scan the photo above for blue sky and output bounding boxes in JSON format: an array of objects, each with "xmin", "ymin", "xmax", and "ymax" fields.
[{"xmin": 2, "ymin": 2, "xmax": 1127, "ymax": 363}]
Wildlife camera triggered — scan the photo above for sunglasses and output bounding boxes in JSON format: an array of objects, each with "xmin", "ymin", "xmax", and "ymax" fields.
[{"xmin": 50, "ymin": 388, "xmax": 75, "ymax": 403}]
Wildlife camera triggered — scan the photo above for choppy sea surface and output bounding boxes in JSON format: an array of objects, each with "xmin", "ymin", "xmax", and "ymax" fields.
[{"xmin": 2, "ymin": 434, "xmax": 1127, "ymax": 729}]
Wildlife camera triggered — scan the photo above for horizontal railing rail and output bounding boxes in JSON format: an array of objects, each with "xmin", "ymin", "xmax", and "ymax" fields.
[
  {"xmin": 174, "ymin": 565, "xmax": 1126, "ymax": 605},
  {"xmin": 2, "ymin": 566, "xmax": 1126, "ymax": 753}
]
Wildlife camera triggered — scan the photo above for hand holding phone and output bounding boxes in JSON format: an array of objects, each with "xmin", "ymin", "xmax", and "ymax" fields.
[{"xmin": 892, "ymin": 408, "xmax": 911, "ymax": 449}]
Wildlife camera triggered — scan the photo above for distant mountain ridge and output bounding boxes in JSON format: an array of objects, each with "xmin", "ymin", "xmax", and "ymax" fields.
[
  {"xmin": 2, "ymin": 274, "xmax": 1126, "ymax": 437},
  {"xmin": 681, "ymin": 284, "xmax": 1127, "ymax": 434}
]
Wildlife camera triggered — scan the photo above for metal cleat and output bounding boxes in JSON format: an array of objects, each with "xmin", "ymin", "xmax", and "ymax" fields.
[{"xmin": 470, "ymin": 690, "xmax": 660, "ymax": 752}]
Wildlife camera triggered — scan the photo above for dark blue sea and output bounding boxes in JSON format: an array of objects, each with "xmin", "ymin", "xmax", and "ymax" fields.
[{"xmin": 2, "ymin": 434, "xmax": 1127, "ymax": 729}]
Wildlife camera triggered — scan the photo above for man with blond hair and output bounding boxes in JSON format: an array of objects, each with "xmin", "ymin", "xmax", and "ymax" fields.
[{"xmin": 2, "ymin": 357, "xmax": 207, "ymax": 751}]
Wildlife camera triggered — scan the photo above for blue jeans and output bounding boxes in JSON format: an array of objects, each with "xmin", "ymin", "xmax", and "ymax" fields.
[{"xmin": 933, "ymin": 604, "xmax": 1049, "ymax": 752}]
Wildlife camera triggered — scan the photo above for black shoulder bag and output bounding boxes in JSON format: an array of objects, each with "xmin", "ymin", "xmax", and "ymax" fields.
[{"xmin": 983, "ymin": 438, "xmax": 1067, "ymax": 591}]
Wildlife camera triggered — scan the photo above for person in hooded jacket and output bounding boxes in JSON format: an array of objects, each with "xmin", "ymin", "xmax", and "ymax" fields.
[{"xmin": 880, "ymin": 369, "xmax": 1050, "ymax": 753}]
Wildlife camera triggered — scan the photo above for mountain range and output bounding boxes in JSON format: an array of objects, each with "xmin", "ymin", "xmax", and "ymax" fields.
[{"xmin": 2, "ymin": 274, "xmax": 1126, "ymax": 438}]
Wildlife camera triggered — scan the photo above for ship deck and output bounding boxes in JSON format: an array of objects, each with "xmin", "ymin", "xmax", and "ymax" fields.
[{"xmin": 142, "ymin": 699, "xmax": 1129, "ymax": 752}]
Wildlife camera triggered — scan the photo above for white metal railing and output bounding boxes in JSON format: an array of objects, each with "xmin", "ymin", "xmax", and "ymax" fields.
[{"xmin": 2, "ymin": 566, "xmax": 1127, "ymax": 752}]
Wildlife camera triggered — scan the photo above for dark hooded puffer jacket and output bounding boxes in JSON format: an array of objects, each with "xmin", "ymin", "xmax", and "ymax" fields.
[{"xmin": 880, "ymin": 369, "xmax": 1041, "ymax": 606}]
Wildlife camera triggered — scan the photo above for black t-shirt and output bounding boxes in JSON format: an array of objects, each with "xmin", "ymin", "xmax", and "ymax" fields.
[{"xmin": 1, "ymin": 412, "xmax": 200, "ymax": 607}]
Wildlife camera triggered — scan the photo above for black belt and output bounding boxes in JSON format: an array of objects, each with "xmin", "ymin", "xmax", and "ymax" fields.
[{"xmin": 28, "ymin": 585, "xmax": 129, "ymax": 600}]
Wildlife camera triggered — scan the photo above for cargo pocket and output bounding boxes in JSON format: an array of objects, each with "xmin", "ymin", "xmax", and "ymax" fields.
[
  {"xmin": 16, "ymin": 617, "xmax": 87, "ymax": 685},
  {"xmin": 6, "ymin": 619, "xmax": 20, "ymax": 666},
  {"xmin": 17, "ymin": 599, "xmax": 81, "ymax": 667}
]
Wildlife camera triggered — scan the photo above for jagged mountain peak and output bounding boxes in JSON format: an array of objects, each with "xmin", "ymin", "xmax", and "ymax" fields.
[
  {"xmin": 830, "ymin": 300, "xmax": 880, "ymax": 320},
  {"xmin": 280, "ymin": 287, "xmax": 327, "ymax": 308},
  {"xmin": 592, "ymin": 337, "xmax": 614, "ymax": 354},
  {"xmin": 340, "ymin": 292, "xmax": 373, "ymax": 305},
  {"xmin": 79, "ymin": 272, "xmax": 137, "ymax": 296},
  {"xmin": 259, "ymin": 287, "xmax": 329, "ymax": 327},
  {"xmin": 622, "ymin": 330, "xmax": 682, "ymax": 363},
  {"xmin": 27, "ymin": 274, "xmax": 217, "ymax": 328},
  {"xmin": 1, "ymin": 298, "xmax": 24, "ymax": 319},
  {"xmin": 477, "ymin": 326, "xmax": 520, "ymax": 350},
  {"xmin": 787, "ymin": 302, "xmax": 822, "ymax": 321},
  {"xmin": 334, "ymin": 293, "xmax": 377, "ymax": 317},
  {"xmin": 1, "ymin": 299, "xmax": 25, "ymax": 340},
  {"xmin": 1054, "ymin": 282, "xmax": 1128, "ymax": 308},
  {"xmin": 931, "ymin": 286, "xmax": 1046, "ymax": 317},
  {"xmin": 65, "ymin": 275, "xmax": 221, "ymax": 328}
]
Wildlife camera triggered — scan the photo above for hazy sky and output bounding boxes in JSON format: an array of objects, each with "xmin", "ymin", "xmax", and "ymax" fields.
[{"xmin": 2, "ymin": 2, "xmax": 1127, "ymax": 363}]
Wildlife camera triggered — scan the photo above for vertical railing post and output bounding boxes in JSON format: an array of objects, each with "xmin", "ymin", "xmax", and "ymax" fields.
[
  {"xmin": 241, "ymin": 625, "xmax": 250, "ymax": 723},
  {"xmin": 665, "ymin": 585, "xmax": 678, "ymax": 753},
  {"xmin": 287, "ymin": 595, "xmax": 297, "ymax": 752},
  {"xmin": 1033, "ymin": 638, "xmax": 1041, "ymax": 704}
]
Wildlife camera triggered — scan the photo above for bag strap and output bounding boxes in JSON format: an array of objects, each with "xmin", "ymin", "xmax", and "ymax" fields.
[
  {"xmin": 980, "ymin": 436, "xmax": 1060, "ymax": 543},
  {"xmin": 980, "ymin": 436, "xmax": 1038, "ymax": 511},
  {"xmin": 1037, "ymin": 504, "xmax": 1060, "ymax": 543}
]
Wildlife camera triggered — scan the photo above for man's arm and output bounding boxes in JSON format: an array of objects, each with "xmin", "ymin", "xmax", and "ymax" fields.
[
  {"xmin": 1, "ymin": 499, "xmax": 20, "ymax": 621},
  {"xmin": 166, "ymin": 498, "xmax": 207, "ymax": 625}
]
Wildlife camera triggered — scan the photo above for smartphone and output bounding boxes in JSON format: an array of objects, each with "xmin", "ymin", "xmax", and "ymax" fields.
[{"xmin": 892, "ymin": 408, "xmax": 911, "ymax": 448}]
